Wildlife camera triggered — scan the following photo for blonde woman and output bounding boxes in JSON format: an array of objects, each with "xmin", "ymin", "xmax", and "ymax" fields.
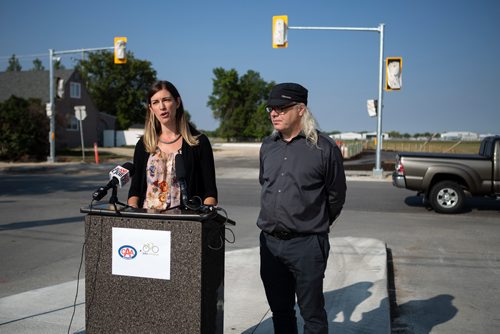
[{"xmin": 128, "ymin": 80, "xmax": 217, "ymax": 210}]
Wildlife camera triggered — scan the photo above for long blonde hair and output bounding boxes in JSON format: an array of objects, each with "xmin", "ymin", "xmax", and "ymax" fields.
[
  {"xmin": 143, "ymin": 80, "xmax": 199, "ymax": 153},
  {"xmin": 300, "ymin": 104, "xmax": 319, "ymax": 146}
]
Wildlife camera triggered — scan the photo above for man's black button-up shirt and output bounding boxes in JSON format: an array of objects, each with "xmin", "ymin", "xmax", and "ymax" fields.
[{"xmin": 257, "ymin": 131, "xmax": 346, "ymax": 234}]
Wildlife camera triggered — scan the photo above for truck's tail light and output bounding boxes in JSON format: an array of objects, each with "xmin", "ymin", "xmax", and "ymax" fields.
[{"xmin": 395, "ymin": 157, "xmax": 405, "ymax": 175}]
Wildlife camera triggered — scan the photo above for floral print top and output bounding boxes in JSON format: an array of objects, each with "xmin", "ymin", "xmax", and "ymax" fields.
[{"xmin": 143, "ymin": 149, "xmax": 181, "ymax": 210}]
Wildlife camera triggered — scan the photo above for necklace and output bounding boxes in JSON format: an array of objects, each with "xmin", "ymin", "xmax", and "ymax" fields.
[{"xmin": 158, "ymin": 134, "xmax": 181, "ymax": 145}]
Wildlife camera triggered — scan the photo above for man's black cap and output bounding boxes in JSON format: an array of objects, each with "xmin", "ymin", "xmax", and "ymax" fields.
[{"xmin": 267, "ymin": 82, "xmax": 308, "ymax": 107}]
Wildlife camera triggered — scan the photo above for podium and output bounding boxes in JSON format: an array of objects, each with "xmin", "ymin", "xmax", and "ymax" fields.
[{"xmin": 80, "ymin": 204, "xmax": 230, "ymax": 333}]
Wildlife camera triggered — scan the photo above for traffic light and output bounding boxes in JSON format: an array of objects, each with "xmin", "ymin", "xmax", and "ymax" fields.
[
  {"xmin": 56, "ymin": 77, "xmax": 64, "ymax": 99},
  {"xmin": 114, "ymin": 37, "xmax": 127, "ymax": 64},
  {"xmin": 385, "ymin": 57, "xmax": 402, "ymax": 91},
  {"xmin": 272, "ymin": 15, "xmax": 288, "ymax": 48}
]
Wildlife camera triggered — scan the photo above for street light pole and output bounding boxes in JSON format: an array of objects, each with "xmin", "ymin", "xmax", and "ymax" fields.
[
  {"xmin": 48, "ymin": 49, "xmax": 55, "ymax": 163},
  {"xmin": 374, "ymin": 23, "xmax": 385, "ymax": 177},
  {"xmin": 285, "ymin": 23, "xmax": 386, "ymax": 177}
]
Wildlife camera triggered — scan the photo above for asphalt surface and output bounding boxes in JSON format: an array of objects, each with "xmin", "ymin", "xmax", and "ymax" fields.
[{"xmin": 0, "ymin": 144, "xmax": 393, "ymax": 333}]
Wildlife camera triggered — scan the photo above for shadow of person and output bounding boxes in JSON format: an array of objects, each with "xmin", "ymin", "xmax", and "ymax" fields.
[
  {"xmin": 243, "ymin": 282, "xmax": 391, "ymax": 334},
  {"xmin": 323, "ymin": 282, "xmax": 373, "ymax": 328},
  {"xmin": 393, "ymin": 294, "xmax": 458, "ymax": 333}
]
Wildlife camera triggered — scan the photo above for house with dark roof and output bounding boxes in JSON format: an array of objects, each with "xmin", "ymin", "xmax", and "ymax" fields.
[{"xmin": 0, "ymin": 69, "xmax": 115, "ymax": 148}]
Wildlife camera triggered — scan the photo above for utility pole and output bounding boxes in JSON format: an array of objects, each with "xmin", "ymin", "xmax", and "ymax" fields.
[
  {"xmin": 272, "ymin": 17, "xmax": 386, "ymax": 177},
  {"xmin": 48, "ymin": 48, "xmax": 55, "ymax": 163}
]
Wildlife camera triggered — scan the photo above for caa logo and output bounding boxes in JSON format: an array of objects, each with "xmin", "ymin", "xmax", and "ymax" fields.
[{"xmin": 118, "ymin": 245, "xmax": 137, "ymax": 260}]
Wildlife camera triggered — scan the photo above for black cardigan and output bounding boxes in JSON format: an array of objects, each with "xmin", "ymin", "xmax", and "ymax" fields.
[{"xmin": 128, "ymin": 133, "xmax": 218, "ymax": 208}]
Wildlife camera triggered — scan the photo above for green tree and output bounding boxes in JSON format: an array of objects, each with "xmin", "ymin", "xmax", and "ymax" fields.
[
  {"xmin": 207, "ymin": 68, "xmax": 239, "ymax": 139},
  {"xmin": 6, "ymin": 54, "xmax": 22, "ymax": 71},
  {"xmin": 54, "ymin": 58, "xmax": 65, "ymax": 70},
  {"xmin": 0, "ymin": 96, "xmax": 49, "ymax": 161},
  {"xmin": 207, "ymin": 67, "xmax": 274, "ymax": 140},
  {"xmin": 388, "ymin": 130, "xmax": 401, "ymax": 138},
  {"xmin": 245, "ymin": 104, "xmax": 272, "ymax": 139},
  {"xmin": 32, "ymin": 58, "xmax": 45, "ymax": 71},
  {"xmin": 240, "ymin": 70, "xmax": 274, "ymax": 138},
  {"xmin": 75, "ymin": 50, "xmax": 157, "ymax": 129}
]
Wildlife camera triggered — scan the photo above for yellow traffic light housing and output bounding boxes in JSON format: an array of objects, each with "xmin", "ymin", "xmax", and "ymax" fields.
[
  {"xmin": 385, "ymin": 57, "xmax": 402, "ymax": 91},
  {"xmin": 114, "ymin": 37, "xmax": 127, "ymax": 64},
  {"xmin": 272, "ymin": 16, "xmax": 288, "ymax": 48}
]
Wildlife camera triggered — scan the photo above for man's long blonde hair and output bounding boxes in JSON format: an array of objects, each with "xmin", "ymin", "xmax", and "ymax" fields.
[
  {"xmin": 143, "ymin": 80, "xmax": 199, "ymax": 154},
  {"xmin": 300, "ymin": 104, "xmax": 319, "ymax": 146}
]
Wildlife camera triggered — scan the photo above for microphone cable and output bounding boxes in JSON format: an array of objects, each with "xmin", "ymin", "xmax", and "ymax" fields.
[
  {"xmin": 250, "ymin": 307, "xmax": 271, "ymax": 334},
  {"xmin": 67, "ymin": 198, "xmax": 95, "ymax": 334},
  {"xmin": 206, "ymin": 206, "xmax": 236, "ymax": 251},
  {"xmin": 184, "ymin": 196, "xmax": 236, "ymax": 250},
  {"xmin": 68, "ymin": 199, "xmax": 104, "ymax": 334},
  {"xmin": 211, "ymin": 206, "xmax": 236, "ymax": 248}
]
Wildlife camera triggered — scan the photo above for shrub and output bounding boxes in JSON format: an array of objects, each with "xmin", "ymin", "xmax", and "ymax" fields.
[{"xmin": 0, "ymin": 96, "xmax": 49, "ymax": 161}]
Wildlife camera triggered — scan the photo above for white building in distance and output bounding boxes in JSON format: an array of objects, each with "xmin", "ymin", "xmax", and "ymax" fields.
[
  {"xmin": 330, "ymin": 132, "xmax": 390, "ymax": 140},
  {"xmin": 330, "ymin": 132, "xmax": 364, "ymax": 140},
  {"xmin": 441, "ymin": 131, "xmax": 479, "ymax": 141}
]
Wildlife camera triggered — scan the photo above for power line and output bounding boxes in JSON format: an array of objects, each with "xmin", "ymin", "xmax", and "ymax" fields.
[{"xmin": 0, "ymin": 52, "xmax": 49, "ymax": 60}]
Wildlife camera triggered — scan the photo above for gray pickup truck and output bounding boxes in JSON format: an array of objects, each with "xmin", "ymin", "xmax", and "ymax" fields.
[{"xmin": 392, "ymin": 135, "xmax": 500, "ymax": 213}]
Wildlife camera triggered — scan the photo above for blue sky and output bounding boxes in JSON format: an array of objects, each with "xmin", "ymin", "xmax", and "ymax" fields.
[{"xmin": 1, "ymin": 0, "xmax": 499, "ymax": 135}]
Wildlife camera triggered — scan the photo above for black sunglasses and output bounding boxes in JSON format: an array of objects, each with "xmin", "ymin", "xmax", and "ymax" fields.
[{"xmin": 265, "ymin": 102, "xmax": 298, "ymax": 114}]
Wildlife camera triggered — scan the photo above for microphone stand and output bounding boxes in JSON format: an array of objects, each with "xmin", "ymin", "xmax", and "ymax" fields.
[{"xmin": 109, "ymin": 185, "xmax": 130, "ymax": 213}]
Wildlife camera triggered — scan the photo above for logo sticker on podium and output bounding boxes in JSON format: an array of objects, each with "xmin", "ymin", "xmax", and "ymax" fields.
[
  {"xmin": 112, "ymin": 227, "xmax": 171, "ymax": 280},
  {"xmin": 118, "ymin": 245, "xmax": 137, "ymax": 259}
]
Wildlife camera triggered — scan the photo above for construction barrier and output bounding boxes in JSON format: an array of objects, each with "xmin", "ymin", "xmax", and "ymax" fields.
[{"xmin": 337, "ymin": 141, "xmax": 363, "ymax": 159}]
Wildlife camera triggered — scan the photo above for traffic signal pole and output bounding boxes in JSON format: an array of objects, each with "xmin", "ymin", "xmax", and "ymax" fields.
[
  {"xmin": 280, "ymin": 22, "xmax": 386, "ymax": 177},
  {"xmin": 375, "ymin": 23, "xmax": 385, "ymax": 177},
  {"xmin": 47, "ymin": 46, "xmax": 113, "ymax": 163}
]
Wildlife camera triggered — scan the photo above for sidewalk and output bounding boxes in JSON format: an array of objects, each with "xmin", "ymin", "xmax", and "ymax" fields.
[{"xmin": 0, "ymin": 237, "xmax": 390, "ymax": 334}]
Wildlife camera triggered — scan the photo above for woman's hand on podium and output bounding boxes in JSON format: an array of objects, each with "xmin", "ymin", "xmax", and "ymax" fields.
[{"xmin": 127, "ymin": 196, "xmax": 139, "ymax": 209}]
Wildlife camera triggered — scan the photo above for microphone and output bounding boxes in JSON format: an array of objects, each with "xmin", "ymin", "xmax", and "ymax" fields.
[
  {"xmin": 92, "ymin": 162, "xmax": 135, "ymax": 201},
  {"xmin": 175, "ymin": 154, "xmax": 189, "ymax": 208}
]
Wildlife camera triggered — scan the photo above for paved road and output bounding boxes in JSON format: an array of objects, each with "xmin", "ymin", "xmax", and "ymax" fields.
[{"xmin": 1, "ymin": 146, "xmax": 500, "ymax": 333}]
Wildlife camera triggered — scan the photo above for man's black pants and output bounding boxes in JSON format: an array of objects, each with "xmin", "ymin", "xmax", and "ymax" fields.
[{"xmin": 259, "ymin": 231, "xmax": 330, "ymax": 334}]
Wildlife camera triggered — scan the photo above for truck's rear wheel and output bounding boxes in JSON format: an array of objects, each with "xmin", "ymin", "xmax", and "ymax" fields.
[{"xmin": 429, "ymin": 181, "xmax": 465, "ymax": 213}]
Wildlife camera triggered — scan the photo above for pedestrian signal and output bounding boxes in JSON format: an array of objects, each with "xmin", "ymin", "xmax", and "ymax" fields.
[
  {"xmin": 385, "ymin": 57, "xmax": 402, "ymax": 91},
  {"xmin": 114, "ymin": 37, "xmax": 127, "ymax": 64},
  {"xmin": 272, "ymin": 16, "xmax": 288, "ymax": 48}
]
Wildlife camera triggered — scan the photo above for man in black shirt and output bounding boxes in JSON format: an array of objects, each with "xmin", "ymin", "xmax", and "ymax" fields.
[{"xmin": 257, "ymin": 82, "xmax": 347, "ymax": 334}]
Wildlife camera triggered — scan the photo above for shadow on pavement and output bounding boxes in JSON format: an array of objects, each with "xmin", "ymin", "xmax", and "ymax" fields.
[
  {"xmin": 0, "ymin": 216, "xmax": 83, "ymax": 231},
  {"xmin": 0, "ymin": 173, "xmax": 104, "ymax": 196},
  {"xmin": 243, "ymin": 282, "xmax": 390, "ymax": 334},
  {"xmin": 392, "ymin": 294, "xmax": 458, "ymax": 333},
  {"xmin": 404, "ymin": 195, "xmax": 500, "ymax": 214}
]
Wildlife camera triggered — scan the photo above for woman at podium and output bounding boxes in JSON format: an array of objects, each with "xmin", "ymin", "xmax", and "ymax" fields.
[{"xmin": 127, "ymin": 80, "xmax": 218, "ymax": 210}]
